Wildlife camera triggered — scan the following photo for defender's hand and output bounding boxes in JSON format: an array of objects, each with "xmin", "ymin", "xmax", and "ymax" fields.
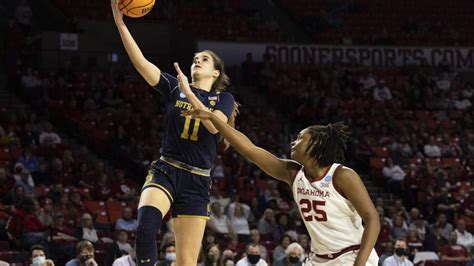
[
  {"xmin": 174, "ymin": 62, "xmax": 193, "ymax": 95},
  {"xmin": 181, "ymin": 109, "xmax": 214, "ymax": 120}
]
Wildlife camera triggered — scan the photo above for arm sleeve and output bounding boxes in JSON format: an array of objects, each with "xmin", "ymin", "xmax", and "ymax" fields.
[{"xmin": 152, "ymin": 72, "xmax": 179, "ymax": 100}]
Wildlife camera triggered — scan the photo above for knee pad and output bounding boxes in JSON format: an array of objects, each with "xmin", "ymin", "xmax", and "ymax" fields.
[{"xmin": 136, "ymin": 206, "xmax": 163, "ymax": 265}]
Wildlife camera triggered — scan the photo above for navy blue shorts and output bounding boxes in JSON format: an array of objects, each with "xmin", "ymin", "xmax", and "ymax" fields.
[{"xmin": 141, "ymin": 159, "xmax": 212, "ymax": 219}]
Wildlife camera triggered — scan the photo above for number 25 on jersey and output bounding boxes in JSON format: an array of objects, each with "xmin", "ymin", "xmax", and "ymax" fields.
[
  {"xmin": 300, "ymin": 199, "xmax": 328, "ymax": 222},
  {"xmin": 181, "ymin": 116, "xmax": 201, "ymax": 141}
]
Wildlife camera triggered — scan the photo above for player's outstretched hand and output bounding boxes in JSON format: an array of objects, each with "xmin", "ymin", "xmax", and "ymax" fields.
[
  {"xmin": 174, "ymin": 62, "xmax": 193, "ymax": 95},
  {"xmin": 181, "ymin": 109, "xmax": 214, "ymax": 120},
  {"xmin": 111, "ymin": 0, "xmax": 124, "ymax": 24}
]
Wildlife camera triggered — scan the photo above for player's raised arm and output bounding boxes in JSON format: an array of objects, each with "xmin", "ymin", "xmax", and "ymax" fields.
[
  {"xmin": 182, "ymin": 109, "xmax": 300, "ymax": 185},
  {"xmin": 334, "ymin": 167, "xmax": 380, "ymax": 266},
  {"xmin": 111, "ymin": 0, "xmax": 161, "ymax": 86}
]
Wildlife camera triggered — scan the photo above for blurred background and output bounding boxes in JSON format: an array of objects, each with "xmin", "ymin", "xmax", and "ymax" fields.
[{"xmin": 0, "ymin": 0, "xmax": 473, "ymax": 265}]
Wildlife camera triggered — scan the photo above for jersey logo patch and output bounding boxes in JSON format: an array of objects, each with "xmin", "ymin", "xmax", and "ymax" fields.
[
  {"xmin": 324, "ymin": 175, "xmax": 332, "ymax": 182},
  {"xmin": 179, "ymin": 92, "xmax": 186, "ymax": 98}
]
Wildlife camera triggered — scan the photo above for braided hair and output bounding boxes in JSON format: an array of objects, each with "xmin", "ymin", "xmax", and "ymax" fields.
[{"xmin": 304, "ymin": 122, "xmax": 350, "ymax": 167}]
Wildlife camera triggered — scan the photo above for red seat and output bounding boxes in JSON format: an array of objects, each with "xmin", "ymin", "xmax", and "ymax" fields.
[
  {"xmin": 0, "ymin": 251, "xmax": 21, "ymax": 263},
  {"xmin": 442, "ymin": 158, "xmax": 461, "ymax": 167},
  {"xmin": 370, "ymin": 158, "xmax": 386, "ymax": 169},
  {"xmin": 372, "ymin": 147, "xmax": 389, "ymax": 157}
]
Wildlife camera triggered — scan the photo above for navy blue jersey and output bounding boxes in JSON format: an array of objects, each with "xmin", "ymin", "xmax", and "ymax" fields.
[{"xmin": 153, "ymin": 72, "xmax": 235, "ymax": 169}]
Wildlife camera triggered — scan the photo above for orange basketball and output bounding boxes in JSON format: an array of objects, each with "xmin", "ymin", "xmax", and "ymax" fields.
[{"xmin": 119, "ymin": 0, "xmax": 155, "ymax": 18}]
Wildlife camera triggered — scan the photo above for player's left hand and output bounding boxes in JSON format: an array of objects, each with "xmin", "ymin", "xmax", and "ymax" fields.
[
  {"xmin": 181, "ymin": 109, "xmax": 214, "ymax": 120},
  {"xmin": 174, "ymin": 62, "xmax": 193, "ymax": 95}
]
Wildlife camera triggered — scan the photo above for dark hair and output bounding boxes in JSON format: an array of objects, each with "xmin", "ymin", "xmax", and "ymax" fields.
[
  {"xmin": 203, "ymin": 244, "xmax": 222, "ymax": 266},
  {"xmin": 305, "ymin": 122, "xmax": 350, "ymax": 167},
  {"xmin": 199, "ymin": 50, "xmax": 240, "ymax": 151},
  {"xmin": 200, "ymin": 50, "xmax": 230, "ymax": 92},
  {"xmin": 30, "ymin": 245, "xmax": 45, "ymax": 257},
  {"xmin": 161, "ymin": 242, "xmax": 176, "ymax": 253}
]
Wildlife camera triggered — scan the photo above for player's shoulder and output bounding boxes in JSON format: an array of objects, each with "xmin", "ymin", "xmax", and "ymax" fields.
[
  {"xmin": 334, "ymin": 165, "xmax": 361, "ymax": 183},
  {"xmin": 216, "ymin": 91, "xmax": 234, "ymax": 100}
]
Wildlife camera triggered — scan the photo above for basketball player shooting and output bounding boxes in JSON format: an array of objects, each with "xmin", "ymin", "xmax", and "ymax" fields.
[{"xmin": 182, "ymin": 107, "xmax": 381, "ymax": 266}]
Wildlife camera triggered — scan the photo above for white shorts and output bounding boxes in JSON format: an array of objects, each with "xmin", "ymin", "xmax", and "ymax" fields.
[{"xmin": 304, "ymin": 249, "xmax": 379, "ymax": 266}]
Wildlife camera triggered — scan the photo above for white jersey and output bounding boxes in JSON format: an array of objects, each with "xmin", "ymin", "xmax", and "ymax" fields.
[{"xmin": 292, "ymin": 163, "xmax": 364, "ymax": 255}]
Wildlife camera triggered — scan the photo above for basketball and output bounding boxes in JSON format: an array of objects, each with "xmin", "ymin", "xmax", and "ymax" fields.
[{"xmin": 119, "ymin": 0, "xmax": 155, "ymax": 18}]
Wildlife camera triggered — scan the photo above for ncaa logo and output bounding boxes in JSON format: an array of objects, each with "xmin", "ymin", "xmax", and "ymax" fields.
[
  {"xmin": 324, "ymin": 175, "xmax": 332, "ymax": 182},
  {"xmin": 179, "ymin": 92, "xmax": 186, "ymax": 98}
]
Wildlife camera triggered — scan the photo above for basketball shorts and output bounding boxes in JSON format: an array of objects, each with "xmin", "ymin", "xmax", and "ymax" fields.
[{"xmin": 141, "ymin": 157, "xmax": 212, "ymax": 219}]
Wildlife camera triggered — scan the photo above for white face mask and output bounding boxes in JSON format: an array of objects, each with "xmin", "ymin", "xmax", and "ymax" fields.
[{"xmin": 32, "ymin": 255, "xmax": 46, "ymax": 266}]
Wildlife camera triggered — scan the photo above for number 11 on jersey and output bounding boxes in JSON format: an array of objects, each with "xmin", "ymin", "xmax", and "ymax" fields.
[{"xmin": 181, "ymin": 116, "xmax": 201, "ymax": 141}]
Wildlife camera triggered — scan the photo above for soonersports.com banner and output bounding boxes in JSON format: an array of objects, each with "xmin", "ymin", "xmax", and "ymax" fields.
[{"xmin": 198, "ymin": 41, "xmax": 474, "ymax": 71}]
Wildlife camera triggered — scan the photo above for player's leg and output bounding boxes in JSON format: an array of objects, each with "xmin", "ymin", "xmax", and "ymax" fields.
[
  {"xmin": 136, "ymin": 162, "xmax": 175, "ymax": 266},
  {"xmin": 136, "ymin": 187, "xmax": 171, "ymax": 266},
  {"xmin": 172, "ymin": 217, "xmax": 207, "ymax": 265}
]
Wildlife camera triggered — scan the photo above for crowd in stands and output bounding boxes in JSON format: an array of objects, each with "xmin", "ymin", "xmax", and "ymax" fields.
[{"xmin": 276, "ymin": 0, "xmax": 474, "ymax": 45}]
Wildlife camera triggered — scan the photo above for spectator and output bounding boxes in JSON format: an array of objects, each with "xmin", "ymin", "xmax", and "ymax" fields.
[
  {"xmin": 432, "ymin": 213, "xmax": 453, "ymax": 240},
  {"xmin": 115, "ymin": 207, "xmax": 138, "ymax": 232},
  {"xmin": 423, "ymin": 136, "xmax": 441, "ymax": 158},
  {"xmin": 20, "ymin": 123, "xmax": 39, "ymax": 147},
  {"xmin": 76, "ymin": 213, "xmax": 100, "ymax": 243},
  {"xmin": 455, "ymin": 219, "xmax": 473, "ymax": 249},
  {"xmin": 17, "ymin": 147, "xmax": 39, "ymax": 173},
  {"xmin": 272, "ymin": 235, "xmax": 292, "ymax": 263},
  {"xmin": 112, "ymin": 169, "xmax": 137, "ymax": 201},
  {"xmin": 411, "ymin": 214, "xmax": 428, "ymax": 241},
  {"xmin": 106, "ymin": 230, "xmax": 133, "ymax": 265},
  {"xmin": 382, "ymin": 239, "xmax": 414, "ymax": 266},
  {"xmin": 273, "ymin": 242, "xmax": 304, "ymax": 266},
  {"xmin": 0, "ymin": 168, "xmax": 15, "ymax": 197},
  {"xmin": 3, "ymin": 184, "xmax": 26, "ymax": 208},
  {"xmin": 30, "ymin": 245, "xmax": 55, "ymax": 266},
  {"xmin": 20, "ymin": 198, "xmax": 49, "ymax": 251},
  {"xmin": 391, "ymin": 215, "xmax": 408, "ymax": 240},
  {"xmin": 14, "ymin": 0, "xmax": 32, "ymax": 33},
  {"xmin": 112, "ymin": 247, "xmax": 137, "ymax": 266},
  {"xmin": 39, "ymin": 122, "xmax": 61, "ymax": 145},
  {"xmin": 258, "ymin": 208, "xmax": 277, "ymax": 235},
  {"xmin": 210, "ymin": 185, "xmax": 230, "ymax": 213},
  {"xmin": 229, "ymin": 203, "xmax": 250, "ymax": 242},
  {"xmin": 222, "ymin": 249, "xmax": 235, "ymax": 265},
  {"xmin": 236, "ymin": 243, "xmax": 267, "ymax": 266},
  {"xmin": 208, "ymin": 201, "xmax": 233, "ymax": 237},
  {"xmin": 250, "ymin": 229, "xmax": 268, "ymax": 261},
  {"xmin": 406, "ymin": 208, "xmax": 420, "ymax": 225},
  {"xmin": 157, "ymin": 243, "xmax": 176, "ymax": 266},
  {"xmin": 433, "ymin": 188, "xmax": 461, "ymax": 222},
  {"xmin": 93, "ymin": 173, "xmax": 112, "ymax": 201},
  {"xmin": 37, "ymin": 197, "xmax": 54, "ymax": 226},
  {"xmin": 32, "ymin": 161, "xmax": 54, "ymax": 186},
  {"xmin": 298, "ymin": 234, "xmax": 310, "ymax": 254},
  {"xmin": 15, "ymin": 168, "xmax": 35, "ymax": 194},
  {"xmin": 272, "ymin": 213, "xmax": 296, "ymax": 243},
  {"xmin": 423, "ymin": 224, "xmax": 448, "ymax": 253},
  {"xmin": 65, "ymin": 240, "xmax": 99, "ymax": 266},
  {"xmin": 382, "ymin": 159, "xmax": 405, "ymax": 194},
  {"xmin": 373, "ymin": 81, "xmax": 393, "ymax": 102},
  {"xmin": 439, "ymin": 231, "xmax": 468, "ymax": 263},
  {"xmin": 378, "ymin": 242, "xmax": 394, "ymax": 266},
  {"xmin": 202, "ymin": 244, "xmax": 222, "ymax": 266},
  {"xmin": 406, "ymin": 226, "xmax": 423, "ymax": 259}
]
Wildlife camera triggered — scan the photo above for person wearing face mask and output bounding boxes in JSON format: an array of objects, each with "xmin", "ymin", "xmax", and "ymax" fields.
[
  {"xmin": 202, "ymin": 244, "xmax": 222, "ymax": 266},
  {"xmin": 236, "ymin": 244, "xmax": 268, "ymax": 266},
  {"xmin": 156, "ymin": 243, "xmax": 177, "ymax": 266},
  {"xmin": 273, "ymin": 242, "xmax": 305, "ymax": 266},
  {"xmin": 113, "ymin": 247, "xmax": 137, "ymax": 266},
  {"xmin": 30, "ymin": 245, "xmax": 55, "ymax": 266},
  {"xmin": 65, "ymin": 240, "xmax": 98, "ymax": 266},
  {"xmin": 222, "ymin": 249, "xmax": 235, "ymax": 266},
  {"xmin": 382, "ymin": 239, "xmax": 413, "ymax": 266}
]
